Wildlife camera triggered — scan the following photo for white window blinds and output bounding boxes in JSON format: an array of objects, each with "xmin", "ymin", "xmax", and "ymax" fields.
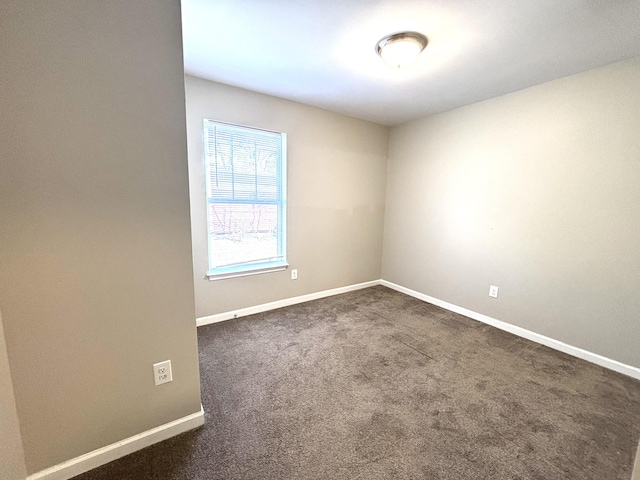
[{"xmin": 203, "ymin": 120, "xmax": 287, "ymax": 279}]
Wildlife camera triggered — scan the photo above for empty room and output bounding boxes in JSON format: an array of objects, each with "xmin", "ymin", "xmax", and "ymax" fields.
[{"xmin": 1, "ymin": 1, "xmax": 639, "ymax": 480}]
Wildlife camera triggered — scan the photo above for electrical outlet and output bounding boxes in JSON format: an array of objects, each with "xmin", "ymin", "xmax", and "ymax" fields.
[
  {"xmin": 489, "ymin": 285, "xmax": 499, "ymax": 298},
  {"xmin": 291, "ymin": 269, "xmax": 298, "ymax": 280},
  {"xmin": 153, "ymin": 360, "xmax": 173, "ymax": 386}
]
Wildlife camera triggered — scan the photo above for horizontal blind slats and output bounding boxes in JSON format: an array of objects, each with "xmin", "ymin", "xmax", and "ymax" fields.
[{"xmin": 204, "ymin": 119, "xmax": 286, "ymax": 272}]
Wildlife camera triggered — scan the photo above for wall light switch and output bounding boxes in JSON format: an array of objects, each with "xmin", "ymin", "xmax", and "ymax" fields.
[{"xmin": 489, "ymin": 285, "xmax": 499, "ymax": 298}]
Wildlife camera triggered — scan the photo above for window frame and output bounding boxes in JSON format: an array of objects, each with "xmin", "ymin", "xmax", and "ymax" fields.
[{"xmin": 203, "ymin": 120, "xmax": 288, "ymax": 281}]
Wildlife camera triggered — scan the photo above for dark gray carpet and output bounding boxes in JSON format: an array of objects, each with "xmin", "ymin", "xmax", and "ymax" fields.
[{"xmin": 73, "ymin": 286, "xmax": 640, "ymax": 479}]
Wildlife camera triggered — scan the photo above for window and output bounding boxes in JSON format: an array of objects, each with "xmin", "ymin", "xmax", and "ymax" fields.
[{"xmin": 204, "ymin": 120, "xmax": 287, "ymax": 280}]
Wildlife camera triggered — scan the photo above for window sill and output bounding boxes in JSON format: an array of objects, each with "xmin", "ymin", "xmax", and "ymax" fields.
[{"xmin": 207, "ymin": 263, "xmax": 289, "ymax": 281}]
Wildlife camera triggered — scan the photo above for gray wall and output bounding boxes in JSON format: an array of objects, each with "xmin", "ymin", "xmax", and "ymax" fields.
[
  {"xmin": 0, "ymin": 311, "xmax": 27, "ymax": 480},
  {"xmin": 185, "ymin": 76, "xmax": 389, "ymax": 318},
  {"xmin": 0, "ymin": 1, "xmax": 201, "ymax": 474},
  {"xmin": 382, "ymin": 56, "xmax": 640, "ymax": 368}
]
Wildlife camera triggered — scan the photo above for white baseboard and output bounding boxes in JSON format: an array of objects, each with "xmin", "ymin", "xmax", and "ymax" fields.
[
  {"xmin": 197, "ymin": 278, "xmax": 640, "ymax": 380},
  {"xmin": 196, "ymin": 279, "xmax": 381, "ymax": 327},
  {"xmin": 381, "ymin": 280, "xmax": 640, "ymax": 381},
  {"xmin": 30, "ymin": 281, "xmax": 636, "ymax": 478},
  {"xmin": 28, "ymin": 405, "xmax": 205, "ymax": 480}
]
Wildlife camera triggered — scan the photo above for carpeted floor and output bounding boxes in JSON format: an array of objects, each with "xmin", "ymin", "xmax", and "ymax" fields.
[{"xmin": 73, "ymin": 286, "xmax": 640, "ymax": 479}]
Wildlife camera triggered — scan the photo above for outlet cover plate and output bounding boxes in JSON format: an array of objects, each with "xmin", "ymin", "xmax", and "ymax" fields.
[
  {"xmin": 489, "ymin": 285, "xmax": 499, "ymax": 298},
  {"xmin": 153, "ymin": 360, "xmax": 173, "ymax": 386}
]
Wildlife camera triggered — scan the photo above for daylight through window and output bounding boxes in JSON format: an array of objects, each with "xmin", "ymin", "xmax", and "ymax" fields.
[{"xmin": 204, "ymin": 120, "xmax": 287, "ymax": 279}]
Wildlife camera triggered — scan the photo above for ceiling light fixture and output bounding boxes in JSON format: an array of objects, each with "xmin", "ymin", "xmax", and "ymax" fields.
[{"xmin": 376, "ymin": 31, "xmax": 428, "ymax": 69}]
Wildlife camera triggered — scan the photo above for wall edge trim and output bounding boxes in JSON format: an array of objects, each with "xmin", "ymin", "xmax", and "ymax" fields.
[
  {"xmin": 24, "ymin": 279, "xmax": 639, "ymax": 479},
  {"xmin": 196, "ymin": 280, "xmax": 382, "ymax": 327},
  {"xmin": 381, "ymin": 280, "xmax": 640, "ymax": 380},
  {"xmin": 27, "ymin": 405, "xmax": 205, "ymax": 480}
]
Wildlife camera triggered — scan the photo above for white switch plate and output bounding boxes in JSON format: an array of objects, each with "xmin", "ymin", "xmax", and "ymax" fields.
[
  {"xmin": 291, "ymin": 269, "xmax": 298, "ymax": 280},
  {"xmin": 489, "ymin": 285, "xmax": 499, "ymax": 298},
  {"xmin": 153, "ymin": 360, "xmax": 173, "ymax": 386}
]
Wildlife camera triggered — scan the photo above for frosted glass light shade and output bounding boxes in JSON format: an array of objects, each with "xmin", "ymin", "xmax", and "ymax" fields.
[{"xmin": 376, "ymin": 32, "xmax": 428, "ymax": 69}]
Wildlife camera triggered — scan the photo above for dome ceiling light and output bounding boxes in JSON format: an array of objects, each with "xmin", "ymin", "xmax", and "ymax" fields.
[{"xmin": 375, "ymin": 31, "xmax": 428, "ymax": 69}]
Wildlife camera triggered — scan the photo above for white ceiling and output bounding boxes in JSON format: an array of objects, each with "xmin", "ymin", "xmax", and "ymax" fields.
[{"xmin": 181, "ymin": 0, "xmax": 640, "ymax": 126}]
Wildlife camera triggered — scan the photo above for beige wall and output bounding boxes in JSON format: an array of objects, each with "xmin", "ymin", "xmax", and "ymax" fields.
[
  {"xmin": 0, "ymin": 1, "xmax": 201, "ymax": 474},
  {"xmin": 185, "ymin": 76, "xmax": 389, "ymax": 317},
  {"xmin": 383, "ymin": 56, "xmax": 640, "ymax": 368},
  {"xmin": 0, "ymin": 312, "xmax": 27, "ymax": 480},
  {"xmin": 634, "ymin": 441, "xmax": 640, "ymax": 480}
]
